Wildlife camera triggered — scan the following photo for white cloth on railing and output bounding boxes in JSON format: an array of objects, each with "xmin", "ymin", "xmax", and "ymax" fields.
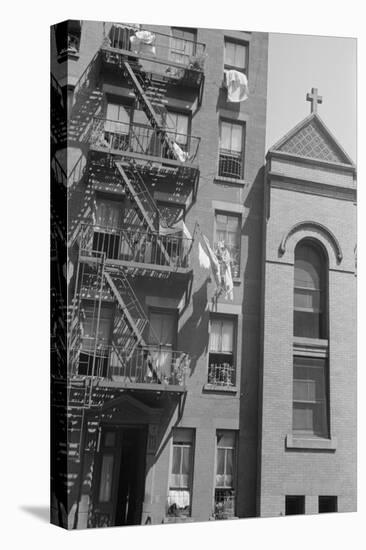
[
  {"xmin": 216, "ymin": 242, "xmax": 234, "ymax": 300},
  {"xmin": 224, "ymin": 69, "xmax": 249, "ymax": 103},
  {"xmin": 172, "ymin": 141, "xmax": 189, "ymax": 162},
  {"xmin": 130, "ymin": 30, "xmax": 156, "ymax": 56}
]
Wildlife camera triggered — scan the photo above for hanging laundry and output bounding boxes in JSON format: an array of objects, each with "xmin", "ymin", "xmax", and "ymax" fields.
[
  {"xmin": 130, "ymin": 30, "xmax": 156, "ymax": 56},
  {"xmin": 198, "ymin": 241, "xmax": 210, "ymax": 269},
  {"xmin": 172, "ymin": 142, "xmax": 189, "ymax": 162},
  {"xmin": 224, "ymin": 70, "xmax": 249, "ymax": 103},
  {"xmin": 201, "ymin": 234, "xmax": 221, "ymax": 288},
  {"xmin": 216, "ymin": 242, "xmax": 234, "ymax": 300}
]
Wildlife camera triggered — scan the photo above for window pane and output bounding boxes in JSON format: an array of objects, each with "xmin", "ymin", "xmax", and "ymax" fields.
[
  {"xmin": 220, "ymin": 121, "xmax": 232, "ymax": 150},
  {"xmin": 217, "ymin": 431, "xmax": 236, "ymax": 447},
  {"xmin": 217, "ymin": 448, "xmax": 225, "ymax": 475},
  {"xmin": 234, "ymin": 44, "xmax": 246, "ymax": 67},
  {"xmin": 224, "ymin": 42, "xmax": 236, "ymax": 66},
  {"xmin": 99, "ymin": 454, "xmax": 114, "ymax": 502},
  {"xmin": 294, "ymin": 288, "xmax": 321, "ymax": 310},
  {"xmin": 221, "ymin": 320, "xmax": 234, "ymax": 352},
  {"xmin": 209, "ymin": 319, "xmax": 222, "ymax": 351},
  {"xmin": 172, "ymin": 446, "xmax": 181, "ymax": 474},
  {"xmin": 182, "ymin": 446, "xmax": 191, "ymax": 475}
]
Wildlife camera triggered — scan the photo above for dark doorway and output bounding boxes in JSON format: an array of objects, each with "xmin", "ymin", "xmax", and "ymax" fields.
[{"xmin": 94, "ymin": 425, "xmax": 147, "ymax": 527}]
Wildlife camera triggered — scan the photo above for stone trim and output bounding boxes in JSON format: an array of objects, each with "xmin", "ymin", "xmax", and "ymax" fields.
[
  {"xmin": 286, "ymin": 434, "xmax": 337, "ymax": 451},
  {"xmin": 279, "ymin": 221, "xmax": 343, "ymax": 263}
]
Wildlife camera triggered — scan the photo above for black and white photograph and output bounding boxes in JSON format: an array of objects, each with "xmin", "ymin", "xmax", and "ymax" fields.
[
  {"xmin": 50, "ymin": 17, "xmax": 357, "ymax": 529},
  {"xmin": 2, "ymin": 1, "xmax": 364, "ymax": 549}
]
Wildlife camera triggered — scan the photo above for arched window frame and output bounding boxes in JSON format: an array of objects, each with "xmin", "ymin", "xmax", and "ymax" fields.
[{"xmin": 293, "ymin": 238, "xmax": 329, "ymax": 340}]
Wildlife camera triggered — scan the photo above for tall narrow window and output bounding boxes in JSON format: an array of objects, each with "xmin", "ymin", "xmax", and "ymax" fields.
[
  {"xmin": 293, "ymin": 356, "xmax": 329, "ymax": 437},
  {"xmin": 167, "ymin": 428, "xmax": 195, "ymax": 517},
  {"xmin": 214, "ymin": 212, "xmax": 241, "ymax": 277},
  {"xmin": 104, "ymin": 103, "xmax": 131, "ymax": 151},
  {"xmin": 294, "ymin": 241, "xmax": 327, "ymax": 339},
  {"xmin": 224, "ymin": 40, "xmax": 248, "ymax": 73},
  {"xmin": 214, "ymin": 431, "xmax": 236, "ymax": 519},
  {"xmin": 219, "ymin": 120, "xmax": 244, "ymax": 179},
  {"xmin": 170, "ymin": 27, "xmax": 197, "ymax": 64},
  {"xmin": 208, "ymin": 317, "xmax": 236, "ymax": 387},
  {"xmin": 148, "ymin": 309, "xmax": 177, "ymax": 383},
  {"xmin": 165, "ymin": 112, "xmax": 190, "ymax": 148},
  {"xmin": 92, "ymin": 196, "xmax": 124, "ymax": 259},
  {"xmin": 78, "ymin": 302, "xmax": 114, "ymax": 377}
]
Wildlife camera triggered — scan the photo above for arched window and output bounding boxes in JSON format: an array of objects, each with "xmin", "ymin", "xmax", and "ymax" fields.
[{"xmin": 294, "ymin": 241, "xmax": 327, "ymax": 339}]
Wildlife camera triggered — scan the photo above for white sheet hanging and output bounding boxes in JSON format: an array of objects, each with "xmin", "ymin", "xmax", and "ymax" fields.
[
  {"xmin": 224, "ymin": 70, "xmax": 249, "ymax": 103},
  {"xmin": 130, "ymin": 31, "xmax": 156, "ymax": 56}
]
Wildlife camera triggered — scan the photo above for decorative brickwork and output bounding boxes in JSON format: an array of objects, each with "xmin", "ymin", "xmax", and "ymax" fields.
[{"xmin": 279, "ymin": 119, "xmax": 345, "ymax": 163}]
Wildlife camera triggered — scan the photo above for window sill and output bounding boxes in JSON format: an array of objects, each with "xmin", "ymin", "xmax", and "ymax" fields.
[
  {"xmin": 203, "ymin": 384, "xmax": 238, "ymax": 394},
  {"xmin": 286, "ymin": 434, "xmax": 337, "ymax": 450},
  {"xmin": 57, "ymin": 51, "xmax": 80, "ymax": 63},
  {"xmin": 163, "ymin": 516, "xmax": 195, "ymax": 524},
  {"xmin": 214, "ymin": 176, "xmax": 247, "ymax": 187},
  {"xmin": 233, "ymin": 277, "xmax": 241, "ymax": 285}
]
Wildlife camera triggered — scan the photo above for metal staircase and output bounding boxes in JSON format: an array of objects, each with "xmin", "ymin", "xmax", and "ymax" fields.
[{"xmin": 122, "ymin": 60, "xmax": 180, "ymax": 161}]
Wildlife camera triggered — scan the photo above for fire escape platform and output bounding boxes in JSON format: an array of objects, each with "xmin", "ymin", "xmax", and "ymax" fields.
[
  {"xmin": 96, "ymin": 378, "xmax": 187, "ymax": 394},
  {"xmin": 101, "ymin": 46, "xmax": 204, "ymax": 87},
  {"xmin": 89, "ymin": 144, "xmax": 199, "ymax": 172},
  {"xmin": 78, "ymin": 253, "xmax": 192, "ymax": 279}
]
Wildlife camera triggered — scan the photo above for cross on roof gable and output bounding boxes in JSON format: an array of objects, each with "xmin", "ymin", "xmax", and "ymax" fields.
[{"xmin": 269, "ymin": 113, "xmax": 354, "ymax": 167}]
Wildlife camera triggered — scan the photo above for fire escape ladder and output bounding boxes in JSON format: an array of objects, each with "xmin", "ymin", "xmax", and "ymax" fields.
[
  {"xmin": 122, "ymin": 60, "xmax": 179, "ymax": 160},
  {"xmin": 67, "ymin": 378, "xmax": 88, "ymax": 459},
  {"xmin": 115, "ymin": 161, "xmax": 172, "ymax": 265},
  {"xmin": 104, "ymin": 271, "xmax": 147, "ymax": 357}
]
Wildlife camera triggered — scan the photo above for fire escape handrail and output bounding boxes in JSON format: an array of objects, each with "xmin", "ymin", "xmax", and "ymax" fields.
[
  {"xmin": 106, "ymin": 24, "xmax": 206, "ymax": 71},
  {"xmin": 90, "ymin": 116, "xmax": 201, "ymax": 162}
]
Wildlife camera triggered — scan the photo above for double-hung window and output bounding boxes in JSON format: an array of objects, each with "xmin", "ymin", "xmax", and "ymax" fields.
[
  {"xmin": 214, "ymin": 430, "xmax": 236, "ymax": 519},
  {"xmin": 224, "ymin": 39, "xmax": 248, "ymax": 73},
  {"xmin": 170, "ymin": 27, "xmax": 197, "ymax": 65},
  {"xmin": 104, "ymin": 103, "xmax": 131, "ymax": 151},
  {"xmin": 219, "ymin": 120, "xmax": 244, "ymax": 179},
  {"xmin": 214, "ymin": 212, "xmax": 241, "ymax": 277},
  {"xmin": 167, "ymin": 428, "xmax": 195, "ymax": 517},
  {"xmin": 293, "ymin": 356, "xmax": 329, "ymax": 437},
  {"xmin": 208, "ymin": 317, "xmax": 236, "ymax": 386}
]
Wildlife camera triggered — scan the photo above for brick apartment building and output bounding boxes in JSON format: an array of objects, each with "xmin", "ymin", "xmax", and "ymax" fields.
[{"xmin": 50, "ymin": 20, "xmax": 356, "ymax": 529}]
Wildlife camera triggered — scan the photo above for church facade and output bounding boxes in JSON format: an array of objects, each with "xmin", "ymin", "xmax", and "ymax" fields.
[{"xmin": 50, "ymin": 21, "xmax": 356, "ymax": 529}]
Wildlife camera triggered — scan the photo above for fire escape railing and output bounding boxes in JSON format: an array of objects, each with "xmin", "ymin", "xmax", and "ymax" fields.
[
  {"xmin": 90, "ymin": 117, "xmax": 200, "ymax": 163},
  {"xmin": 74, "ymin": 342, "xmax": 191, "ymax": 386},
  {"xmin": 80, "ymin": 224, "xmax": 193, "ymax": 270},
  {"xmin": 105, "ymin": 25, "xmax": 206, "ymax": 71}
]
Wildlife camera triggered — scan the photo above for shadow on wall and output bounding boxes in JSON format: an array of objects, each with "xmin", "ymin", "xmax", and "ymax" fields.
[
  {"xmin": 178, "ymin": 277, "xmax": 210, "ymax": 376},
  {"xmin": 236, "ymin": 165, "xmax": 265, "ymax": 519}
]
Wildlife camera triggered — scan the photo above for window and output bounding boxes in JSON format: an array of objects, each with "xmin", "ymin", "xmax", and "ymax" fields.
[
  {"xmin": 165, "ymin": 111, "xmax": 190, "ymax": 148},
  {"xmin": 293, "ymin": 356, "xmax": 329, "ymax": 437},
  {"xmin": 219, "ymin": 120, "xmax": 245, "ymax": 179},
  {"xmin": 104, "ymin": 102, "xmax": 131, "ymax": 151},
  {"xmin": 167, "ymin": 428, "xmax": 195, "ymax": 517},
  {"xmin": 148, "ymin": 309, "xmax": 177, "ymax": 383},
  {"xmin": 170, "ymin": 27, "xmax": 197, "ymax": 64},
  {"xmin": 214, "ymin": 431, "xmax": 236, "ymax": 519},
  {"xmin": 319, "ymin": 496, "xmax": 337, "ymax": 513},
  {"xmin": 224, "ymin": 40, "xmax": 248, "ymax": 73},
  {"xmin": 92, "ymin": 196, "xmax": 124, "ymax": 259},
  {"xmin": 214, "ymin": 212, "xmax": 241, "ymax": 277},
  {"xmin": 55, "ymin": 20, "xmax": 82, "ymax": 59},
  {"xmin": 294, "ymin": 241, "xmax": 327, "ymax": 339},
  {"xmin": 208, "ymin": 317, "xmax": 236, "ymax": 386},
  {"xmin": 285, "ymin": 495, "xmax": 305, "ymax": 515},
  {"xmin": 78, "ymin": 302, "xmax": 114, "ymax": 377}
]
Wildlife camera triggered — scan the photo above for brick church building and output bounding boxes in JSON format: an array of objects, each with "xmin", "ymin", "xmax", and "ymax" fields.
[{"xmin": 50, "ymin": 21, "xmax": 356, "ymax": 528}]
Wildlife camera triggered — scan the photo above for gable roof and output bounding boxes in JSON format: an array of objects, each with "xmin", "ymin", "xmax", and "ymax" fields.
[{"xmin": 268, "ymin": 113, "xmax": 355, "ymax": 168}]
